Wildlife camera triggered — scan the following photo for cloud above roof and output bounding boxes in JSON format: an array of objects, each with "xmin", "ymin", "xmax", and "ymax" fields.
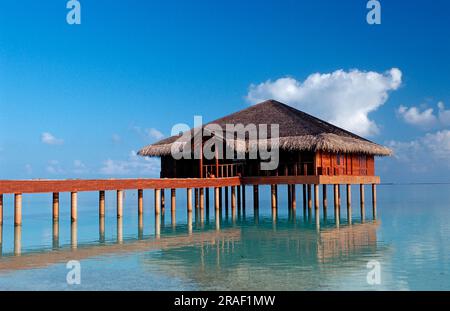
[{"xmin": 246, "ymin": 68, "xmax": 402, "ymax": 137}]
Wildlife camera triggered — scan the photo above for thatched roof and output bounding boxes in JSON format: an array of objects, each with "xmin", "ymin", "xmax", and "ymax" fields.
[{"xmin": 138, "ymin": 100, "xmax": 392, "ymax": 157}]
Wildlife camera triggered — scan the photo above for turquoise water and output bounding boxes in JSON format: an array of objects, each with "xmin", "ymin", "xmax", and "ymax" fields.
[{"xmin": 0, "ymin": 184, "xmax": 449, "ymax": 290}]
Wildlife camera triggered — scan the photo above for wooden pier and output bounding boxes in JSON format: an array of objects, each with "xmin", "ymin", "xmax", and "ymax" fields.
[{"xmin": 0, "ymin": 176, "xmax": 378, "ymax": 255}]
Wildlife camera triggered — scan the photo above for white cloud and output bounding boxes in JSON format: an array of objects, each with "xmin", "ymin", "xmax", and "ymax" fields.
[
  {"xmin": 46, "ymin": 160, "xmax": 65, "ymax": 174},
  {"xmin": 41, "ymin": 132, "xmax": 64, "ymax": 145},
  {"xmin": 388, "ymin": 130, "xmax": 450, "ymax": 171},
  {"xmin": 147, "ymin": 128, "xmax": 164, "ymax": 140},
  {"xmin": 397, "ymin": 105, "xmax": 437, "ymax": 129},
  {"xmin": 132, "ymin": 126, "xmax": 164, "ymax": 141},
  {"xmin": 397, "ymin": 101, "xmax": 450, "ymax": 130},
  {"xmin": 100, "ymin": 150, "xmax": 160, "ymax": 176},
  {"xmin": 246, "ymin": 68, "xmax": 402, "ymax": 137}
]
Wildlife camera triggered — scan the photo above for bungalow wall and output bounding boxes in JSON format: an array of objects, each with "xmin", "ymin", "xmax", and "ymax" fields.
[{"xmin": 314, "ymin": 151, "xmax": 374, "ymax": 176}]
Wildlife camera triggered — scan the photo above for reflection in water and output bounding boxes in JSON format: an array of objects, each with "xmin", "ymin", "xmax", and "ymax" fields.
[{"xmin": 0, "ymin": 200, "xmax": 382, "ymax": 291}]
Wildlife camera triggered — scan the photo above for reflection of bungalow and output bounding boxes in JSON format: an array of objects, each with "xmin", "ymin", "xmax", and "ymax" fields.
[
  {"xmin": 144, "ymin": 221, "xmax": 383, "ymax": 289},
  {"xmin": 139, "ymin": 100, "xmax": 391, "ymax": 179}
]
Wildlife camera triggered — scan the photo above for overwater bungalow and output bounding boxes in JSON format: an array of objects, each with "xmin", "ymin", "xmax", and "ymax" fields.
[{"xmin": 138, "ymin": 100, "xmax": 391, "ymax": 179}]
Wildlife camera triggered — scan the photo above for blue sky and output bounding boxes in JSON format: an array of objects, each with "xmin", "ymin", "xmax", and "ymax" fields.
[{"xmin": 0, "ymin": 0, "xmax": 449, "ymax": 182}]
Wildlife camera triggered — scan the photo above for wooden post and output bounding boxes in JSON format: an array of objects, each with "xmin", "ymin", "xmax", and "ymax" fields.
[
  {"xmin": 0, "ymin": 194, "xmax": 3, "ymax": 225},
  {"xmin": 219, "ymin": 187, "xmax": 223, "ymax": 209},
  {"xmin": 14, "ymin": 193, "xmax": 22, "ymax": 226},
  {"xmin": 242, "ymin": 185, "xmax": 246, "ymax": 209},
  {"xmin": 214, "ymin": 187, "xmax": 220, "ymax": 210},
  {"xmin": 99, "ymin": 215, "xmax": 105, "ymax": 243},
  {"xmin": 99, "ymin": 190, "xmax": 105, "ymax": 217},
  {"xmin": 205, "ymin": 187, "xmax": 210, "ymax": 209},
  {"xmin": 307, "ymin": 185, "xmax": 312, "ymax": 210},
  {"xmin": 170, "ymin": 189, "xmax": 176, "ymax": 212},
  {"xmin": 195, "ymin": 188, "xmax": 199, "ymax": 209},
  {"xmin": 71, "ymin": 221, "xmax": 77, "ymax": 249},
  {"xmin": 372, "ymin": 184, "xmax": 377, "ymax": 220},
  {"xmin": 117, "ymin": 190, "xmax": 123, "ymax": 218},
  {"xmin": 71, "ymin": 192, "xmax": 77, "ymax": 223},
  {"xmin": 14, "ymin": 225, "xmax": 21, "ymax": 255},
  {"xmin": 200, "ymin": 188, "xmax": 204, "ymax": 211},
  {"xmin": 117, "ymin": 218, "xmax": 123, "ymax": 244},
  {"xmin": 347, "ymin": 184, "xmax": 352, "ymax": 223},
  {"xmin": 292, "ymin": 184, "xmax": 296, "ymax": 210},
  {"xmin": 52, "ymin": 192, "xmax": 59, "ymax": 222},
  {"xmin": 333, "ymin": 184, "xmax": 339, "ymax": 215},
  {"xmin": 314, "ymin": 184, "xmax": 319, "ymax": 210},
  {"xmin": 303, "ymin": 184, "xmax": 307, "ymax": 210},
  {"xmin": 155, "ymin": 189, "xmax": 161, "ymax": 215},
  {"xmin": 322, "ymin": 184, "xmax": 327, "ymax": 215},
  {"xmin": 187, "ymin": 188, "xmax": 192, "ymax": 213},
  {"xmin": 52, "ymin": 220, "xmax": 59, "ymax": 249},
  {"xmin": 161, "ymin": 189, "xmax": 165, "ymax": 213},
  {"xmin": 271, "ymin": 185, "xmax": 277, "ymax": 210},
  {"xmin": 237, "ymin": 185, "xmax": 241, "ymax": 210},
  {"xmin": 360, "ymin": 184, "xmax": 365, "ymax": 221},
  {"xmin": 231, "ymin": 186, "xmax": 236, "ymax": 208},
  {"xmin": 138, "ymin": 189, "xmax": 144, "ymax": 216},
  {"xmin": 287, "ymin": 185, "xmax": 292, "ymax": 209},
  {"xmin": 253, "ymin": 185, "xmax": 259, "ymax": 209},
  {"xmin": 225, "ymin": 187, "xmax": 229, "ymax": 209}
]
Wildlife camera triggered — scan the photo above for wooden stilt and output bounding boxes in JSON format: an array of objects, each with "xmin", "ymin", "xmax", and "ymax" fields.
[
  {"xmin": 292, "ymin": 184, "xmax": 296, "ymax": 210},
  {"xmin": 99, "ymin": 214, "xmax": 105, "ymax": 243},
  {"xmin": 303, "ymin": 184, "xmax": 307, "ymax": 210},
  {"xmin": 52, "ymin": 192, "xmax": 59, "ymax": 222},
  {"xmin": 70, "ymin": 221, "xmax": 77, "ymax": 249},
  {"xmin": 314, "ymin": 184, "xmax": 319, "ymax": 210},
  {"xmin": 253, "ymin": 185, "xmax": 259, "ymax": 209},
  {"xmin": 237, "ymin": 185, "xmax": 241, "ymax": 210},
  {"xmin": 161, "ymin": 189, "xmax": 165, "ymax": 213},
  {"xmin": 0, "ymin": 194, "xmax": 3, "ymax": 225},
  {"xmin": 138, "ymin": 212, "xmax": 144, "ymax": 239},
  {"xmin": 14, "ymin": 225, "xmax": 21, "ymax": 255},
  {"xmin": 287, "ymin": 185, "xmax": 292, "ymax": 209},
  {"xmin": 360, "ymin": 184, "xmax": 365, "ymax": 221},
  {"xmin": 138, "ymin": 189, "xmax": 143, "ymax": 216},
  {"xmin": 70, "ymin": 192, "xmax": 77, "ymax": 223},
  {"xmin": 205, "ymin": 187, "xmax": 210, "ymax": 209},
  {"xmin": 271, "ymin": 185, "xmax": 277, "ymax": 210},
  {"xmin": 307, "ymin": 185, "xmax": 312, "ymax": 210},
  {"xmin": 52, "ymin": 219, "xmax": 59, "ymax": 249},
  {"xmin": 200, "ymin": 188, "xmax": 204, "ymax": 210},
  {"xmin": 117, "ymin": 218, "xmax": 123, "ymax": 243},
  {"xmin": 99, "ymin": 190, "xmax": 105, "ymax": 218},
  {"xmin": 322, "ymin": 184, "xmax": 327, "ymax": 216},
  {"xmin": 155, "ymin": 189, "xmax": 161, "ymax": 215},
  {"xmin": 219, "ymin": 187, "xmax": 223, "ymax": 209},
  {"xmin": 117, "ymin": 190, "xmax": 123, "ymax": 218},
  {"xmin": 372, "ymin": 184, "xmax": 377, "ymax": 220},
  {"xmin": 347, "ymin": 184, "xmax": 352, "ymax": 224},
  {"xmin": 186, "ymin": 188, "xmax": 192, "ymax": 213},
  {"xmin": 195, "ymin": 188, "xmax": 199, "ymax": 209},
  {"xmin": 214, "ymin": 187, "xmax": 220, "ymax": 210},
  {"xmin": 14, "ymin": 193, "xmax": 22, "ymax": 226},
  {"xmin": 225, "ymin": 187, "xmax": 229, "ymax": 209},
  {"xmin": 231, "ymin": 186, "xmax": 236, "ymax": 209},
  {"xmin": 333, "ymin": 184, "xmax": 339, "ymax": 216},
  {"xmin": 242, "ymin": 185, "xmax": 246, "ymax": 209}
]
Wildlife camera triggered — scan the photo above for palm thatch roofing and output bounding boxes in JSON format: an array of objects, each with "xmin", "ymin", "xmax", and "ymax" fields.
[{"xmin": 138, "ymin": 100, "xmax": 392, "ymax": 157}]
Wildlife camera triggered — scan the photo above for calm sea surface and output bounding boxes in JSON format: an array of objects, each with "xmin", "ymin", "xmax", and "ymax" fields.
[{"xmin": 0, "ymin": 184, "xmax": 449, "ymax": 290}]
